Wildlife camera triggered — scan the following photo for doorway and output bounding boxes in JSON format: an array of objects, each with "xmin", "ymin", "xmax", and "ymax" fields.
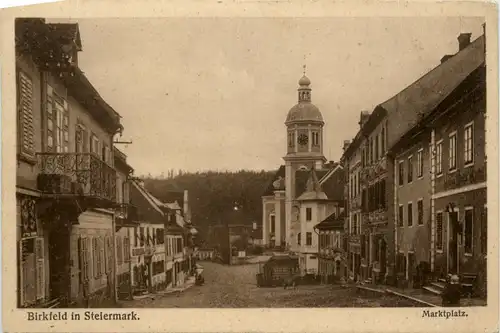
[
  {"xmin": 448, "ymin": 211, "xmax": 458, "ymax": 274},
  {"xmin": 48, "ymin": 225, "xmax": 70, "ymax": 304}
]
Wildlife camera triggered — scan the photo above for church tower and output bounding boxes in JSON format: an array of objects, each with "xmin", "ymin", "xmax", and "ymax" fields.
[{"xmin": 283, "ymin": 68, "xmax": 327, "ymax": 249}]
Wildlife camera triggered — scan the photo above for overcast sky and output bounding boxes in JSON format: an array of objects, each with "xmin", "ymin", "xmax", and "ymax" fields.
[{"xmin": 65, "ymin": 17, "xmax": 484, "ymax": 176}]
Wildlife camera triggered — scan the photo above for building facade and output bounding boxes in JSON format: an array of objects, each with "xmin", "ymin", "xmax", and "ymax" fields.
[
  {"xmin": 387, "ymin": 35, "xmax": 485, "ymax": 295},
  {"xmin": 343, "ymin": 31, "xmax": 485, "ymax": 286},
  {"xmin": 315, "ymin": 210, "xmax": 347, "ymax": 284},
  {"xmin": 16, "ymin": 19, "xmax": 123, "ymax": 308}
]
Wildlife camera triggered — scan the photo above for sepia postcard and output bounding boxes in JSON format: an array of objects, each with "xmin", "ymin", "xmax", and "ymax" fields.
[{"xmin": 0, "ymin": 0, "xmax": 499, "ymax": 332}]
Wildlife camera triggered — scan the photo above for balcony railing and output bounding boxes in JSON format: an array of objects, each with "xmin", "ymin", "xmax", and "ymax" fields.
[{"xmin": 37, "ymin": 153, "xmax": 116, "ymax": 203}]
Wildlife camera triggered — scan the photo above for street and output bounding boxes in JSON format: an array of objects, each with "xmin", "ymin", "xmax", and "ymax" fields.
[{"xmin": 121, "ymin": 262, "xmax": 421, "ymax": 308}]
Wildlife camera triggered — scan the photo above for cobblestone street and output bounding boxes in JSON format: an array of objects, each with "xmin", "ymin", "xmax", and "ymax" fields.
[{"xmin": 121, "ymin": 262, "xmax": 421, "ymax": 308}]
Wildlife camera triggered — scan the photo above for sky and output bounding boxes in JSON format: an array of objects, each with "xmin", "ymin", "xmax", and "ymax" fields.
[{"xmin": 63, "ymin": 17, "xmax": 484, "ymax": 176}]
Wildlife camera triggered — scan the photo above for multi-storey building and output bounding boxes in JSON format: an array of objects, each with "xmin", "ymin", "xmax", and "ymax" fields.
[
  {"xmin": 343, "ymin": 31, "xmax": 484, "ymax": 286},
  {"xmin": 388, "ymin": 33, "xmax": 485, "ymax": 295},
  {"xmin": 315, "ymin": 209, "xmax": 347, "ymax": 284},
  {"xmin": 114, "ymin": 147, "xmax": 138, "ymax": 299},
  {"xmin": 129, "ymin": 180, "xmax": 167, "ymax": 293},
  {"xmin": 16, "ymin": 19, "xmax": 123, "ymax": 307}
]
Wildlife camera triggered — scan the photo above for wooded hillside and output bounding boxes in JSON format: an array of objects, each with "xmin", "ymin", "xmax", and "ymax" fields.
[{"xmin": 143, "ymin": 169, "xmax": 276, "ymax": 242}]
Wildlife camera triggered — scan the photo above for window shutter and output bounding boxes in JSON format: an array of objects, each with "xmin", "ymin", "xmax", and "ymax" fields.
[
  {"xmin": 35, "ymin": 237, "xmax": 45, "ymax": 300},
  {"xmin": 63, "ymin": 102, "xmax": 69, "ymax": 153},
  {"xmin": 45, "ymin": 83, "xmax": 54, "ymax": 152},
  {"xmin": 78, "ymin": 237, "xmax": 83, "ymax": 282},
  {"xmin": 100, "ymin": 238, "xmax": 105, "ymax": 276},
  {"xmin": 92, "ymin": 238, "xmax": 98, "ymax": 279},
  {"xmin": 18, "ymin": 71, "xmax": 35, "ymax": 156},
  {"xmin": 84, "ymin": 238, "xmax": 90, "ymax": 280}
]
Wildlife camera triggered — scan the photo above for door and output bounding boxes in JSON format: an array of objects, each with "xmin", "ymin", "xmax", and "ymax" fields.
[
  {"xmin": 448, "ymin": 212, "xmax": 458, "ymax": 274},
  {"xmin": 48, "ymin": 224, "xmax": 70, "ymax": 303}
]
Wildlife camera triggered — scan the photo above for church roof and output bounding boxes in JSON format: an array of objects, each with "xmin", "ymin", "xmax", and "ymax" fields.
[
  {"xmin": 262, "ymin": 165, "xmax": 286, "ymax": 196},
  {"xmin": 295, "ymin": 169, "xmax": 329, "ymax": 198},
  {"xmin": 286, "ymin": 103, "xmax": 323, "ymax": 124},
  {"xmin": 296, "ymin": 169, "xmax": 329, "ymax": 201}
]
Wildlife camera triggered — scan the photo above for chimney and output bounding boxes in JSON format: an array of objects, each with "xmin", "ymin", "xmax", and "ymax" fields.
[
  {"xmin": 440, "ymin": 55, "xmax": 454, "ymax": 64},
  {"xmin": 343, "ymin": 140, "xmax": 351, "ymax": 152},
  {"xmin": 358, "ymin": 110, "xmax": 370, "ymax": 128},
  {"xmin": 458, "ymin": 32, "xmax": 472, "ymax": 51}
]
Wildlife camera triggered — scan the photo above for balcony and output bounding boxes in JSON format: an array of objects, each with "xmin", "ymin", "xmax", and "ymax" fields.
[
  {"xmin": 37, "ymin": 153, "xmax": 117, "ymax": 206},
  {"xmin": 443, "ymin": 166, "xmax": 486, "ymax": 192}
]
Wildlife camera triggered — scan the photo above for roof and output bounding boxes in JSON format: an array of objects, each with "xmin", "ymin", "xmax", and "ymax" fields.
[
  {"xmin": 114, "ymin": 147, "xmax": 133, "ymax": 174},
  {"xmin": 295, "ymin": 169, "xmax": 329, "ymax": 198},
  {"xmin": 131, "ymin": 180, "xmax": 164, "ymax": 216},
  {"xmin": 320, "ymin": 165, "xmax": 345, "ymax": 202},
  {"xmin": 263, "ymin": 165, "xmax": 286, "ymax": 196},
  {"xmin": 286, "ymin": 102, "xmax": 323, "ymax": 124},
  {"xmin": 297, "ymin": 169, "xmax": 328, "ymax": 201},
  {"xmin": 388, "ymin": 62, "xmax": 486, "ymax": 156},
  {"xmin": 343, "ymin": 34, "xmax": 485, "ymax": 159},
  {"xmin": 315, "ymin": 212, "xmax": 345, "ymax": 230}
]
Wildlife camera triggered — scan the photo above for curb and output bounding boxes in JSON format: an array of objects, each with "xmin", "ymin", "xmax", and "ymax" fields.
[
  {"xmin": 385, "ymin": 289, "xmax": 439, "ymax": 307},
  {"xmin": 356, "ymin": 285, "xmax": 387, "ymax": 295}
]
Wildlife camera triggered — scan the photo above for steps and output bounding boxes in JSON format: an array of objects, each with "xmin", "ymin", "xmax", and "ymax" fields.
[{"xmin": 423, "ymin": 279, "xmax": 446, "ymax": 296}]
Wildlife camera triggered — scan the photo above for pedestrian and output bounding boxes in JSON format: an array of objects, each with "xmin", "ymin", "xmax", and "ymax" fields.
[{"xmin": 442, "ymin": 274, "xmax": 461, "ymax": 307}]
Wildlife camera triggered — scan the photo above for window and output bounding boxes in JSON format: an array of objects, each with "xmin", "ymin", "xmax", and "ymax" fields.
[
  {"xmin": 92, "ymin": 238, "xmax": 98, "ymax": 278},
  {"xmin": 435, "ymin": 141, "xmax": 443, "ymax": 175},
  {"xmin": 53, "ymin": 96, "xmax": 68, "ymax": 153},
  {"xmin": 123, "ymin": 237, "xmax": 130, "ymax": 262},
  {"xmin": 398, "ymin": 205, "xmax": 404, "ymax": 227},
  {"xmin": 464, "ymin": 208, "xmax": 473, "ymax": 255},
  {"xmin": 306, "ymin": 208, "xmax": 312, "ymax": 221},
  {"xmin": 417, "ymin": 149, "xmax": 423, "ymax": 178},
  {"xmin": 407, "ymin": 156, "xmax": 413, "ymax": 183},
  {"xmin": 464, "ymin": 123, "xmax": 474, "ymax": 165},
  {"xmin": 139, "ymin": 227, "xmax": 145, "ymax": 247},
  {"xmin": 407, "ymin": 203, "xmax": 413, "ymax": 227},
  {"xmin": 156, "ymin": 229, "xmax": 164, "ymax": 245},
  {"xmin": 312, "ymin": 131, "xmax": 319, "ymax": 146},
  {"xmin": 449, "ymin": 133, "xmax": 457, "ymax": 171},
  {"xmin": 116, "ymin": 236, "xmax": 123, "ymax": 265},
  {"xmin": 436, "ymin": 212, "xmax": 443, "ymax": 251},
  {"xmin": 90, "ymin": 134, "xmax": 100, "ymax": 156},
  {"xmin": 306, "ymin": 232, "xmax": 312, "ymax": 246},
  {"xmin": 417, "ymin": 200, "xmax": 424, "ymax": 225},
  {"xmin": 288, "ymin": 132, "xmax": 295, "ymax": 147},
  {"xmin": 398, "ymin": 161, "xmax": 404, "ymax": 186},
  {"xmin": 375, "ymin": 134, "xmax": 379, "ymax": 160},
  {"xmin": 362, "ymin": 148, "xmax": 366, "ymax": 167},
  {"xmin": 17, "ymin": 70, "xmax": 35, "ymax": 157},
  {"xmin": 381, "ymin": 127, "xmax": 386, "ymax": 154},
  {"xmin": 270, "ymin": 214, "xmax": 276, "ymax": 233},
  {"xmin": 370, "ymin": 138, "xmax": 374, "ymax": 164},
  {"xmin": 353, "ymin": 214, "xmax": 358, "ymax": 234},
  {"xmin": 297, "ymin": 233, "xmax": 301, "ymax": 245}
]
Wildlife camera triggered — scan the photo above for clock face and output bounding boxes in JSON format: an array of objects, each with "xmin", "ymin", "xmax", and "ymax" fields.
[{"xmin": 298, "ymin": 134, "xmax": 309, "ymax": 146}]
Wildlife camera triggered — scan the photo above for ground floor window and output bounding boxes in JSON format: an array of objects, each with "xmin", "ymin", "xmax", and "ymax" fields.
[
  {"xmin": 436, "ymin": 212, "xmax": 443, "ymax": 251},
  {"xmin": 19, "ymin": 237, "xmax": 45, "ymax": 306}
]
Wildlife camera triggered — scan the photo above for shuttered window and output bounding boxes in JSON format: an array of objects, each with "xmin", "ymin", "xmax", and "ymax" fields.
[
  {"xmin": 34, "ymin": 238, "xmax": 45, "ymax": 300},
  {"xmin": 116, "ymin": 236, "xmax": 123, "ymax": 265},
  {"xmin": 18, "ymin": 71, "xmax": 35, "ymax": 157},
  {"xmin": 92, "ymin": 238, "xmax": 98, "ymax": 278},
  {"xmin": 124, "ymin": 237, "xmax": 130, "ymax": 262},
  {"xmin": 106, "ymin": 236, "xmax": 113, "ymax": 272},
  {"xmin": 99, "ymin": 238, "xmax": 105, "ymax": 276},
  {"xmin": 436, "ymin": 212, "xmax": 443, "ymax": 251}
]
